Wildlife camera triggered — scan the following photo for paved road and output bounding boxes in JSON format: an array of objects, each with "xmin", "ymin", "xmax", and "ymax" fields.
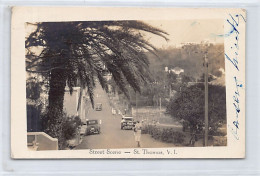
[{"xmin": 75, "ymin": 84, "xmax": 176, "ymax": 149}]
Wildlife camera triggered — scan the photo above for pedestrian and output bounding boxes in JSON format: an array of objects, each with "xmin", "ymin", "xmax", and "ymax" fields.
[
  {"xmin": 112, "ymin": 108, "xmax": 115, "ymax": 115},
  {"xmin": 134, "ymin": 121, "xmax": 142, "ymax": 147},
  {"xmin": 190, "ymin": 133, "xmax": 196, "ymax": 146}
]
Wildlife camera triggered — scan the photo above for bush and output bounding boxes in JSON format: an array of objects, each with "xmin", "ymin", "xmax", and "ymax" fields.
[
  {"xmin": 41, "ymin": 111, "xmax": 82, "ymax": 149},
  {"xmin": 173, "ymin": 131, "xmax": 185, "ymax": 144},
  {"xmin": 62, "ymin": 116, "xmax": 82, "ymax": 141},
  {"xmin": 142, "ymin": 125, "xmax": 185, "ymax": 144}
]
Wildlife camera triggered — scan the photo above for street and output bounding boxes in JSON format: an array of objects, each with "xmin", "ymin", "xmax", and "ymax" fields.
[{"xmin": 75, "ymin": 84, "xmax": 176, "ymax": 149}]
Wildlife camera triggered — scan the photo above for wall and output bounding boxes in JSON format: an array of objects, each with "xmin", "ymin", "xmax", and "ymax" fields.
[
  {"xmin": 27, "ymin": 132, "xmax": 58, "ymax": 150},
  {"xmin": 63, "ymin": 87, "xmax": 80, "ymax": 117},
  {"xmin": 63, "ymin": 87, "xmax": 88, "ymax": 122}
]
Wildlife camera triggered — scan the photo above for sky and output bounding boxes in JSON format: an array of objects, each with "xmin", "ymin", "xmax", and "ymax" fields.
[
  {"xmin": 26, "ymin": 19, "xmax": 224, "ymax": 50},
  {"xmin": 144, "ymin": 19, "xmax": 224, "ymax": 49}
]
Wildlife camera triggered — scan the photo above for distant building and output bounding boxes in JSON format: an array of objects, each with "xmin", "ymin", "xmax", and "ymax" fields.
[
  {"xmin": 63, "ymin": 87, "xmax": 88, "ymax": 123},
  {"xmin": 164, "ymin": 66, "xmax": 184, "ymax": 75},
  {"xmin": 171, "ymin": 67, "xmax": 184, "ymax": 75}
]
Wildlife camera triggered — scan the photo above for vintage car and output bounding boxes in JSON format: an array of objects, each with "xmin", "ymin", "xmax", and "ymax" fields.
[
  {"xmin": 86, "ymin": 120, "xmax": 101, "ymax": 135},
  {"xmin": 80, "ymin": 122, "xmax": 87, "ymax": 135},
  {"xmin": 95, "ymin": 103, "xmax": 102, "ymax": 111},
  {"xmin": 121, "ymin": 116, "xmax": 135, "ymax": 130}
]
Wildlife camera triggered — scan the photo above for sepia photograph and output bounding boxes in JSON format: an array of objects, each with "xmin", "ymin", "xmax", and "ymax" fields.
[{"xmin": 11, "ymin": 7, "xmax": 246, "ymax": 158}]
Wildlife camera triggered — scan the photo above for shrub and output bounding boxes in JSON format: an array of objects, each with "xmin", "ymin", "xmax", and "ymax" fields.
[
  {"xmin": 213, "ymin": 136, "xmax": 227, "ymax": 146},
  {"xmin": 142, "ymin": 124, "xmax": 185, "ymax": 144},
  {"xmin": 41, "ymin": 111, "xmax": 82, "ymax": 149},
  {"xmin": 62, "ymin": 116, "xmax": 82, "ymax": 140},
  {"xmin": 150, "ymin": 127, "xmax": 161, "ymax": 140},
  {"xmin": 63, "ymin": 118, "xmax": 76, "ymax": 140},
  {"xmin": 173, "ymin": 131, "xmax": 185, "ymax": 144},
  {"xmin": 141, "ymin": 125, "xmax": 149, "ymax": 134},
  {"xmin": 74, "ymin": 116, "xmax": 81, "ymax": 125}
]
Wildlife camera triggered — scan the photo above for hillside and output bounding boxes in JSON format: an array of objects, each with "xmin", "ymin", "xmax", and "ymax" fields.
[{"xmin": 147, "ymin": 43, "xmax": 225, "ymax": 81}]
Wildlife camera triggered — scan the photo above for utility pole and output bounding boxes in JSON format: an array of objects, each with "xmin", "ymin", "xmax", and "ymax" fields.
[
  {"xmin": 136, "ymin": 92, "xmax": 138, "ymax": 119},
  {"xmin": 204, "ymin": 54, "xmax": 209, "ymax": 146},
  {"xmin": 159, "ymin": 97, "xmax": 161, "ymax": 122},
  {"xmin": 169, "ymin": 84, "xmax": 172, "ymax": 97}
]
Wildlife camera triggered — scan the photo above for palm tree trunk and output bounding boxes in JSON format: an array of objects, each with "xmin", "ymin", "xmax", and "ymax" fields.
[
  {"xmin": 44, "ymin": 68, "xmax": 67, "ymax": 142},
  {"xmin": 48, "ymin": 68, "xmax": 67, "ymax": 113}
]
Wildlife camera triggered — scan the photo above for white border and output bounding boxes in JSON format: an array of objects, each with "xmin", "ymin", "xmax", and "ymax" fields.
[
  {"xmin": 10, "ymin": 7, "xmax": 246, "ymax": 159},
  {"xmin": 1, "ymin": 1, "xmax": 259, "ymax": 175}
]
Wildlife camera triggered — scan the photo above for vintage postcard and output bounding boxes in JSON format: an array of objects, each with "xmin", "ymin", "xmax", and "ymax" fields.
[{"xmin": 11, "ymin": 7, "xmax": 246, "ymax": 158}]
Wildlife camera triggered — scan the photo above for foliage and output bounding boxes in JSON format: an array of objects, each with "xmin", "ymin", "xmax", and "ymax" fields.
[
  {"xmin": 41, "ymin": 111, "xmax": 82, "ymax": 149},
  {"xmin": 26, "ymin": 21, "xmax": 168, "ymax": 141},
  {"xmin": 115, "ymin": 43, "xmax": 225, "ymax": 109},
  {"xmin": 125, "ymin": 70, "xmax": 195, "ymax": 107},
  {"xmin": 142, "ymin": 125, "xmax": 185, "ymax": 144},
  {"xmin": 213, "ymin": 136, "xmax": 227, "ymax": 146},
  {"xmin": 180, "ymin": 74, "xmax": 195, "ymax": 84},
  {"xmin": 26, "ymin": 76, "xmax": 48, "ymax": 132},
  {"xmin": 26, "ymin": 21, "xmax": 168, "ymax": 105},
  {"xmin": 166, "ymin": 84, "xmax": 226, "ymax": 134},
  {"xmin": 126, "ymin": 81, "xmax": 169, "ymax": 107},
  {"xmin": 198, "ymin": 73, "xmax": 217, "ymax": 82},
  {"xmin": 26, "ymin": 77, "xmax": 42, "ymax": 100},
  {"xmin": 167, "ymin": 72, "xmax": 177, "ymax": 85},
  {"xmin": 62, "ymin": 116, "xmax": 82, "ymax": 141},
  {"xmin": 27, "ymin": 104, "xmax": 43, "ymax": 132},
  {"xmin": 146, "ymin": 43, "xmax": 225, "ymax": 80}
]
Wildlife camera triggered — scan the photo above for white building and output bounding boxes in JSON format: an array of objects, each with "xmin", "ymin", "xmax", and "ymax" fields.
[
  {"xmin": 170, "ymin": 67, "xmax": 184, "ymax": 75},
  {"xmin": 63, "ymin": 87, "xmax": 88, "ymax": 123}
]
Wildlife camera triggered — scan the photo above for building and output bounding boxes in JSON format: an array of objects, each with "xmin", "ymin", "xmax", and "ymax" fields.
[
  {"xmin": 63, "ymin": 87, "xmax": 89, "ymax": 123},
  {"xmin": 170, "ymin": 67, "xmax": 184, "ymax": 75}
]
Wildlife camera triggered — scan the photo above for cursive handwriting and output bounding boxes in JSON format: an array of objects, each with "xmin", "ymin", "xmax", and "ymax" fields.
[
  {"xmin": 225, "ymin": 13, "xmax": 246, "ymax": 140},
  {"xmin": 229, "ymin": 76, "xmax": 243, "ymax": 140},
  {"xmin": 224, "ymin": 14, "xmax": 246, "ymax": 71}
]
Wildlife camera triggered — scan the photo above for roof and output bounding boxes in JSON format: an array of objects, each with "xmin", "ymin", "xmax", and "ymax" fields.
[{"xmin": 122, "ymin": 116, "xmax": 133, "ymax": 119}]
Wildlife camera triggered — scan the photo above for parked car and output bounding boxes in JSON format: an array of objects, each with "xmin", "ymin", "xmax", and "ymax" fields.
[
  {"xmin": 121, "ymin": 116, "xmax": 135, "ymax": 130},
  {"xmin": 80, "ymin": 122, "xmax": 88, "ymax": 136},
  {"xmin": 86, "ymin": 120, "xmax": 101, "ymax": 135},
  {"xmin": 95, "ymin": 103, "xmax": 102, "ymax": 111}
]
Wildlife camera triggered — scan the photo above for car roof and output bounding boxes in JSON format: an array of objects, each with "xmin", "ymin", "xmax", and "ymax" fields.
[{"xmin": 123, "ymin": 116, "xmax": 133, "ymax": 119}]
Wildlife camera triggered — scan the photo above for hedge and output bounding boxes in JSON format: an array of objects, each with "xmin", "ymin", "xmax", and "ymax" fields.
[{"xmin": 142, "ymin": 124, "xmax": 185, "ymax": 144}]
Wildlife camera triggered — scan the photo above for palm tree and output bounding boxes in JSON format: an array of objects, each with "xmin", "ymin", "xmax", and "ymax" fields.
[{"xmin": 25, "ymin": 21, "xmax": 168, "ymax": 142}]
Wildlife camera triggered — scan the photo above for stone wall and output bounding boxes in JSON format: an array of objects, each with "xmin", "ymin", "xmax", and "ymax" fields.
[{"xmin": 27, "ymin": 132, "xmax": 58, "ymax": 151}]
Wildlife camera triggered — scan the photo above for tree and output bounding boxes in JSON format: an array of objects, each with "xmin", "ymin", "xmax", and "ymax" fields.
[
  {"xmin": 26, "ymin": 77, "xmax": 42, "ymax": 100},
  {"xmin": 181, "ymin": 74, "xmax": 195, "ymax": 84},
  {"xmin": 198, "ymin": 73, "xmax": 216, "ymax": 82},
  {"xmin": 167, "ymin": 72, "xmax": 177, "ymax": 85},
  {"xmin": 25, "ymin": 21, "xmax": 168, "ymax": 142},
  {"xmin": 145, "ymin": 43, "xmax": 225, "ymax": 80},
  {"xmin": 166, "ymin": 84, "xmax": 226, "ymax": 135}
]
